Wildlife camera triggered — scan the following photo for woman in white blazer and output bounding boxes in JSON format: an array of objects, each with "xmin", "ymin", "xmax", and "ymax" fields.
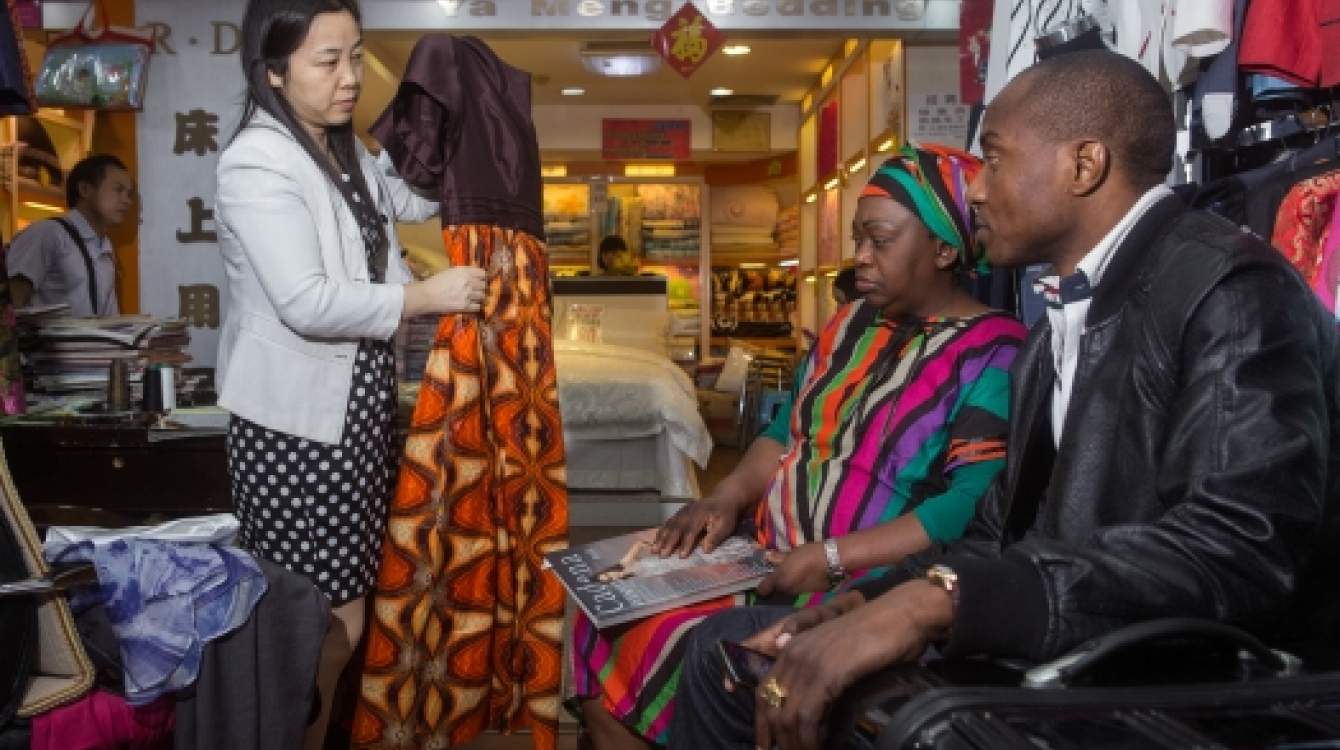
[{"xmin": 216, "ymin": 1, "xmax": 484, "ymax": 746}]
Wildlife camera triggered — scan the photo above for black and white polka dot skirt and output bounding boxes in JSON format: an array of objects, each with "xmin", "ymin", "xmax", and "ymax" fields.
[{"xmin": 227, "ymin": 340, "xmax": 399, "ymax": 605}]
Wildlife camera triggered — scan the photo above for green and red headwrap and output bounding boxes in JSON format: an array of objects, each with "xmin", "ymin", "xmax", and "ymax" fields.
[{"xmin": 861, "ymin": 142, "xmax": 985, "ymax": 272}]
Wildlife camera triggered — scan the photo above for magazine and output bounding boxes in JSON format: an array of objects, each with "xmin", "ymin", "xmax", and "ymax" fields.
[{"xmin": 544, "ymin": 528, "xmax": 772, "ymax": 628}]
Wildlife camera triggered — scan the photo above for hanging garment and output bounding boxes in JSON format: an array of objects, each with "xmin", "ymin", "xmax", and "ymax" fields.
[
  {"xmin": 1246, "ymin": 158, "xmax": 1340, "ymax": 240},
  {"xmin": 1269, "ymin": 169, "xmax": 1340, "ymax": 288},
  {"xmin": 355, "ymin": 34, "xmax": 569, "ymax": 750},
  {"xmin": 984, "ymin": 0, "xmax": 1109, "ymax": 103},
  {"xmin": 1238, "ymin": 0, "xmax": 1340, "ymax": 88},
  {"xmin": 0, "ymin": 0, "xmax": 35, "ymax": 115},
  {"xmin": 0, "ymin": 249, "xmax": 24, "ymax": 414}
]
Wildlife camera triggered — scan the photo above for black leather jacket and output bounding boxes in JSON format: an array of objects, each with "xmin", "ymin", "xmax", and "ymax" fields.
[{"xmin": 856, "ymin": 196, "xmax": 1340, "ymax": 661}]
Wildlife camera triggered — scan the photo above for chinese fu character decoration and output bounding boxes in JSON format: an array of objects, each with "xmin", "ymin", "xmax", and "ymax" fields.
[{"xmin": 652, "ymin": 1, "xmax": 725, "ymax": 79}]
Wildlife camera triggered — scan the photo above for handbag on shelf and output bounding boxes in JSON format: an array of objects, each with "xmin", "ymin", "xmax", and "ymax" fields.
[{"xmin": 34, "ymin": 0, "xmax": 154, "ymax": 111}]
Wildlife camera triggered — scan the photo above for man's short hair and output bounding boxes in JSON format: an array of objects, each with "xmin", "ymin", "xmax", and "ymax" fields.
[
  {"xmin": 66, "ymin": 153, "xmax": 128, "ymax": 210},
  {"xmin": 1012, "ymin": 50, "xmax": 1175, "ymax": 189}
]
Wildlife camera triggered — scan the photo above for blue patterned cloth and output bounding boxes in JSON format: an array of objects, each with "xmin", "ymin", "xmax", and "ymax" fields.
[{"xmin": 47, "ymin": 538, "xmax": 267, "ymax": 705}]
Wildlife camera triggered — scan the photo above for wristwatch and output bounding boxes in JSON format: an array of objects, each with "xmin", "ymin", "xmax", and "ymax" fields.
[
  {"xmin": 926, "ymin": 564, "xmax": 960, "ymax": 635},
  {"xmin": 823, "ymin": 539, "xmax": 848, "ymax": 589}
]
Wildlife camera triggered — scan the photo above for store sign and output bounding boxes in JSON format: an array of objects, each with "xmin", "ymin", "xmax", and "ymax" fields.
[
  {"xmin": 602, "ymin": 119, "xmax": 692, "ymax": 160},
  {"xmin": 651, "ymin": 2, "xmax": 724, "ymax": 78},
  {"xmin": 908, "ymin": 92, "xmax": 969, "ymax": 147},
  {"xmin": 135, "ymin": 0, "xmax": 246, "ymax": 366},
  {"xmin": 351, "ymin": 0, "xmax": 958, "ymax": 32}
]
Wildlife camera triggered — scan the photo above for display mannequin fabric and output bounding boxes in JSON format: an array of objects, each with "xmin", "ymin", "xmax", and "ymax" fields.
[{"xmin": 354, "ymin": 34, "xmax": 569, "ymax": 750}]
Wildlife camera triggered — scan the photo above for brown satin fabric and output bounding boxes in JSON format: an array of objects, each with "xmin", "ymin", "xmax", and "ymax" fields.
[{"xmin": 370, "ymin": 34, "xmax": 546, "ymax": 241}]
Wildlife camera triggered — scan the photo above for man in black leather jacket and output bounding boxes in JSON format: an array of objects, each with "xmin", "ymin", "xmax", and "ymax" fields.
[{"xmin": 669, "ymin": 50, "xmax": 1340, "ymax": 750}]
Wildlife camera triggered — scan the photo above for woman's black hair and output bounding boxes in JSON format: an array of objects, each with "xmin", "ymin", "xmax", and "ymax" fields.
[
  {"xmin": 597, "ymin": 235, "xmax": 627, "ymax": 271},
  {"xmin": 235, "ymin": 0, "xmax": 385, "ymax": 272}
]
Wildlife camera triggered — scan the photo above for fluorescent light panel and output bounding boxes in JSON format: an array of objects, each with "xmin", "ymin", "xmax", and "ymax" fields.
[{"xmin": 621, "ymin": 165, "xmax": 675, "ymax": 176}]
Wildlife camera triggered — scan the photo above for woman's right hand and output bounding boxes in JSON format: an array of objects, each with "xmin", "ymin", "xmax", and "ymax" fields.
[
  {"xmin": 404, "ymin": 266, "xmax": 487, "ymax": 318},
  {"xmin": 652, "ymin": 493, "xmax": 749, "ymax": 558}
]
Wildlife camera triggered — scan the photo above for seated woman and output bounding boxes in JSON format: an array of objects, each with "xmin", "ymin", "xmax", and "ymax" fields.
[{"xmin": 569, "ymin": 144, "xmax": 1028, "ymax": 750}]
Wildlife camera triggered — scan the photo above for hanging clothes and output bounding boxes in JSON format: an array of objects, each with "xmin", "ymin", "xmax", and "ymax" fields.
[
  {"xmin": 1238, "ymin": 0, "xmax": 1340, "ymax": 89},
  {"xmin": 0, "ymin": 0, "xmax": 35, "ymax": 115},
  {"xmin": 354, "ymin": 35, "xmax": 569, "ymax": 750},
  {"xmin": 1246, "ymin": 157, "xmax": 1340, "ymax": 240},
  {"xmin": 1270, "ymin": 169, "xmax": 1340, "ymax": 289}
]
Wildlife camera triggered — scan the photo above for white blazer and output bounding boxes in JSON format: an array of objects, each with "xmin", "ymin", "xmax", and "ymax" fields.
[{"xmin": 215, "ymin": 110, "xmax": 438, "ymax": 445}]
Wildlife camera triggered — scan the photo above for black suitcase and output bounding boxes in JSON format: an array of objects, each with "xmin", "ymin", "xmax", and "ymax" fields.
[{"xmin": 831, "ymin": 619, "xmax": 1340, "ymax": 750}]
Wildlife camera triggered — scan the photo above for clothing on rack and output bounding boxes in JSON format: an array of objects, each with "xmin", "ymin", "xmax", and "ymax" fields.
[
  {"xmin": 1270, "ymin": 169, "xmax": 1340, "ymax": 289},
  {"xmin": 1238, "ymin": 0, "xmax": 1340, "ymax": 89},
  {"xmin": 358, "ymin": 34, "xmax": 568, "ymax": 750},
  {"xmin": 1194, "ymin": 0, "xmax": 1249, "ymax": 141}
]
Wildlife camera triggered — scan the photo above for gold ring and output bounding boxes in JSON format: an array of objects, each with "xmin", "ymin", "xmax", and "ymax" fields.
[{"xmin": 759, "ymin": 677, "xmax": 787, "ymax": 708}]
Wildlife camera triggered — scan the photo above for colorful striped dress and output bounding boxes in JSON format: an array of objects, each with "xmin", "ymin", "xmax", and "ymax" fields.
[{"xmin": 568, "ymin": 301, "xmax": 1026, "ymax": 744}]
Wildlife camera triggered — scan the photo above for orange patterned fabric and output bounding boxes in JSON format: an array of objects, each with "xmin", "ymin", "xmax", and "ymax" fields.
[{"xmin": 353, "ymin": 225, "xmax": 569, "ymax": 750}]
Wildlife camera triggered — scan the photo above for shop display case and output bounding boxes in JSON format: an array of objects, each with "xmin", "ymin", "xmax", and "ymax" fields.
[{"xmin": 543, "ymin": 180, "xmax": 594, "ymax": 272}]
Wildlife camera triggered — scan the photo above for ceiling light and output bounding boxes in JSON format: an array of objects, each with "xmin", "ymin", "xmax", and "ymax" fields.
[
  {"xmin": 541, "ymin": 165, "xmax": 567, "ymax": 177},
  {"xmin": 739, "ymin": 262, "xmax": 767, "ymax": 269},
  {"xmin": 723, "ymin": 45, "xmax": 751, "ymax": 56},
  {"xmin": 847, "ymin": 157, "xmax": 866, "ymax": 174},
  {"xmin": 561, "ymin": 87, "xmax": 585, "ymax": 96},
  {"xmin": 580, "ymin": 42, "xmax": 663, "ymax": 77},
  {"xmin": 779, "ymin": 259, "xmax": 799, "ymax": 267},
  {"xmin": 710, "ymin": 87, "xmax": 734, "ymax": 97},
  {"xmin": 22, "ymin": 201, "xmax": 62, "ymax": 213},
  {"xmin": 823, "ymin": 176, "xmax": 840, "ymax": 191},
  {"xmin": 804, "ymin": 191, "xmax": 818, "ymax": 204}
]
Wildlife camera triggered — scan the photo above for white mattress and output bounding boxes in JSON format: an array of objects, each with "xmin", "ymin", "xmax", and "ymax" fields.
[
  {"xmin": 554, "ymin": 341, "xmax": 713, "ymax": 468},
  {"xmin": 555, "ymin": 341, "xmax": 712, "ymax": 498}
]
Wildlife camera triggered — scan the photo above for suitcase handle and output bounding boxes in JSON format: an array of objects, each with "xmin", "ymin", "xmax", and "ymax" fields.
[{"xmin": 1022, "ymin": 618, "xmax": 1302, "ymax": 689}]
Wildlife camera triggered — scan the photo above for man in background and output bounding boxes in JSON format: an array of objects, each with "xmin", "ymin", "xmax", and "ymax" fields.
[{"xmin": 8, "ymin": 153, "xmax": 134, "ymax": 316}]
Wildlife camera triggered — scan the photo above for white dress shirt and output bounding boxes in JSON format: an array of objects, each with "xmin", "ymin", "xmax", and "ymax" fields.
[
  {"xmin": 6, "ymin": 210, "xmax": 119, "ymax": 316},
  {"xmin": 1042, "ymin": 185, "xmax": 1172, "ymax": 445}
]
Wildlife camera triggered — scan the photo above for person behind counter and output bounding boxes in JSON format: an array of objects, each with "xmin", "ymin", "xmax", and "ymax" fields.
[
  {"xmin": 597, "ymin": 234, "xmax": 637, "ymax": 275},
  {"xmin": 215, "ymin": 0, "xmax": 486, "ymax": 747},
  {"xmin": 7, "ymin": 153, "xmax": 133, "ymax": 316}
]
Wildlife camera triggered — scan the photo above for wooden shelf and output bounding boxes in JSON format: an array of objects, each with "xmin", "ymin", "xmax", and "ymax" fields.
[
  {"xmin": 641, "ymin": 256, "xmax": 701, "ymax": 267},
  {"xmin": 12, "ymin": 177, "xmax": 64, "ymax": 205},
  {"xmin": 35, "ymin": 110, "xmax": 88, "ymax": 131}
]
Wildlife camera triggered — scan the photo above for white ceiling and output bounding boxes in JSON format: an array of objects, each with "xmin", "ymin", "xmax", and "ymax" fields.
[{"xmin": 354, "ymin": 33, "xmax": 848, "ymax": 162}]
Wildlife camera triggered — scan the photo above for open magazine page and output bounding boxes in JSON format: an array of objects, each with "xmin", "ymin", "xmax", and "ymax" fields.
[{"xmin": 545, "ymin": 528, "xmax": 772, "ymax": 628}]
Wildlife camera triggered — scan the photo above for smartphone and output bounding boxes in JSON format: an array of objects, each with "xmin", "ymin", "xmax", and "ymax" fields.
[{"xmin": 717, "ymin": 639, "xmax": 776, "ymax": 689}]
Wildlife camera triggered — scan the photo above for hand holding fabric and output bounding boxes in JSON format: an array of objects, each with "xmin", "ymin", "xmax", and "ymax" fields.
[{"xmin": 405, "ymin": 265, "xmax": 487, "ymax": 318}]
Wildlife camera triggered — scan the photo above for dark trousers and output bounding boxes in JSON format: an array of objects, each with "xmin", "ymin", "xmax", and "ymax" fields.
[{"xmin": 668, "ymin": 605, "xmax": 792, "ymax": 750}]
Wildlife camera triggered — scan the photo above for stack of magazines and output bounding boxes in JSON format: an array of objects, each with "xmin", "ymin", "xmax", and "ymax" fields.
[{"xmin": 20, "ymin": 315, "xmax": 191, "ymax": 401}]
